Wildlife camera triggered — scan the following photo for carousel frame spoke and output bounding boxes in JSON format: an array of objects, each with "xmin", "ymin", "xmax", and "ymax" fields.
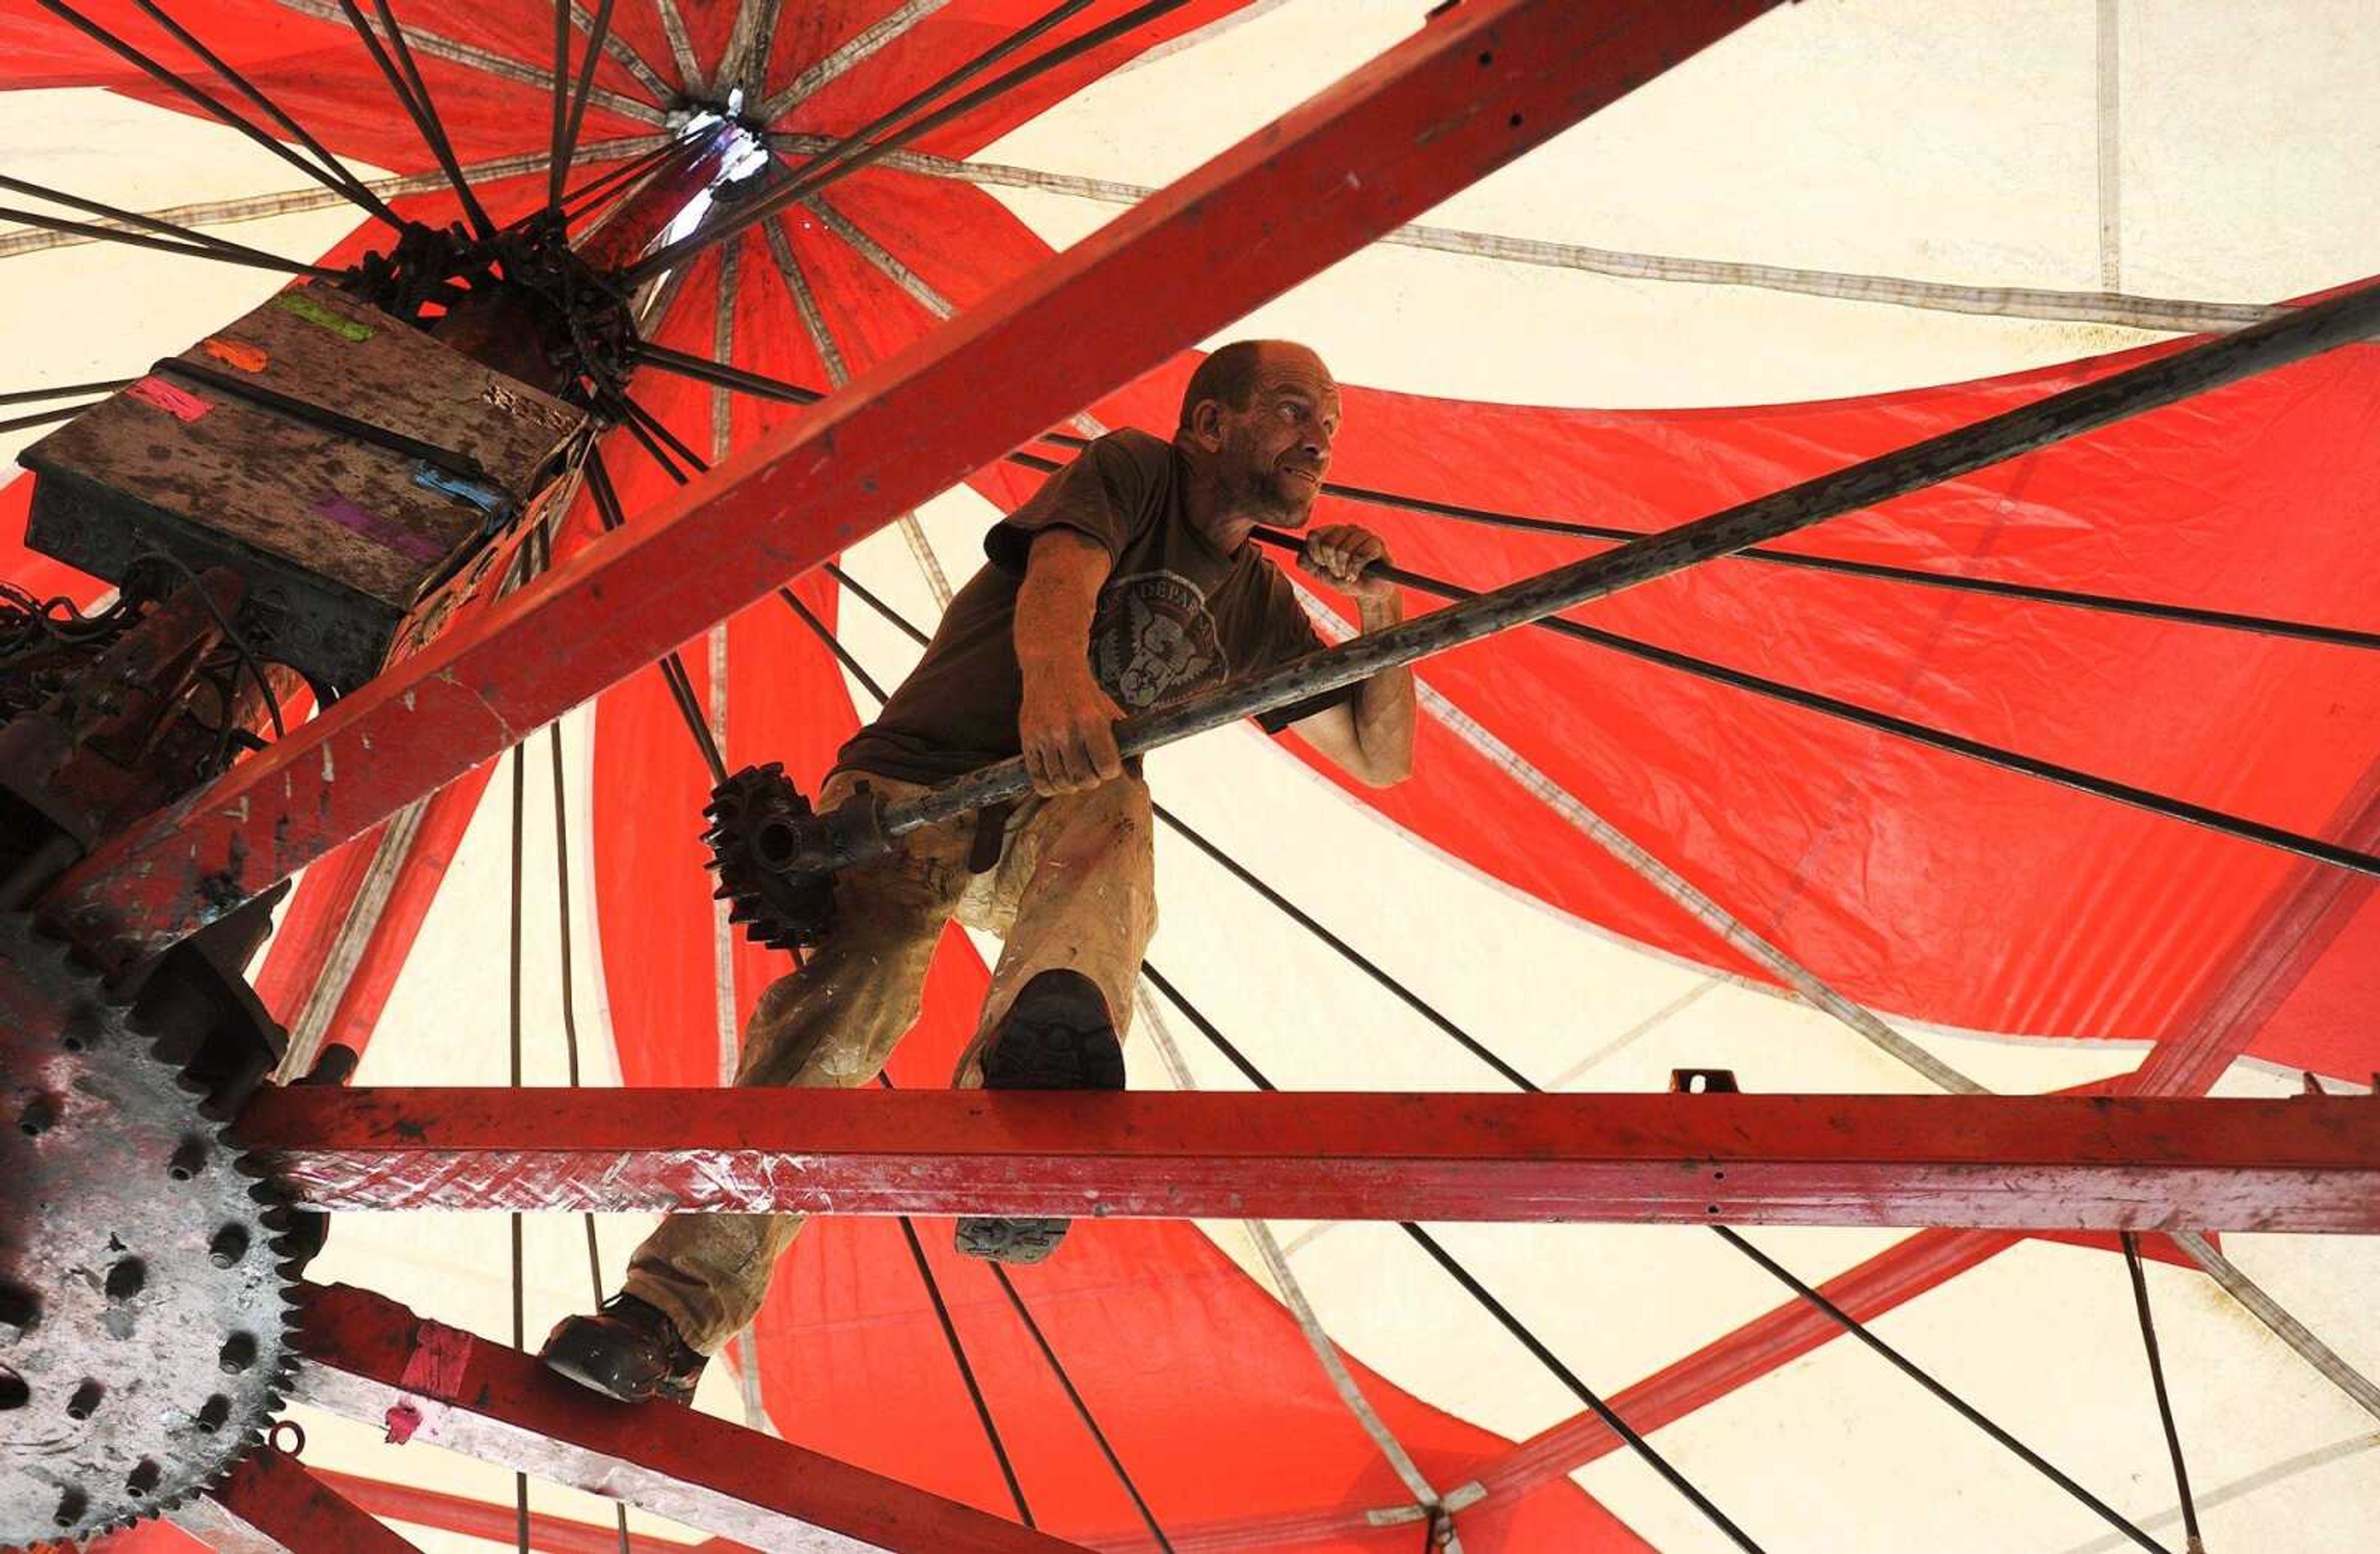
[
  {"xmin": 288, "ymin": 1283, "xmax": 1085, "ymax": 1552},
  {"xmin": 238, "ymin": 1087, "xmax": 2380, "ymax": 1231}
]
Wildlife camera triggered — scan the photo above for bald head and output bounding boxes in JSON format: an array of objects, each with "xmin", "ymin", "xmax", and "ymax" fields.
[{"xmin": 1174, "ymin": 339, "xmax": 1341, "ymax": 532}]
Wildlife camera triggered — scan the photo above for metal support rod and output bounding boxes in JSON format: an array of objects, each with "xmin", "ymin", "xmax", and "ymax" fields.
[
  {"xmin": 1245, "ymin": 530, "xmax": 2380, "ymax": 882},
  {"xmin": 0, "ymin": 203, "xmax": 331, "ymax": 276},
  {"xmin": 854, "ymin": 277, "xmax": 2380, "ymax": 854},
  {"xmin": 554, "ymin": 0, "xmax": 620, "ymax": 200},
  {"xmin": 42, "ymin": 0, "xmax": 1783, "ymax": 962},
  {"xmin": 237, "ymin": 1088, "xmax": 2380, "ymax": 1230},
  {"xmin": 29, "ymin": 0, "xmax": 403, "ymax": 227},
  {"xmin": 125, "ymin": 0, "xmax": 402, "ymax": 225},
  {"xmin": 335, "ymin": 0, "xmax": 498, "ymax": 242},
  {"xmin": 0, "ymin": 172, "xmax": 331, "ymax": 272}
]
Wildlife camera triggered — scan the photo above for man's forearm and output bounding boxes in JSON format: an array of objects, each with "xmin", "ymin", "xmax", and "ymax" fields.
[{"xmin": 1349, "ymin": 592, "xmax": 1416, "ymax": 781}]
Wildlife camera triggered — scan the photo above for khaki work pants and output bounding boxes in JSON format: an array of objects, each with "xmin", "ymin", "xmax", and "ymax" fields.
[{"xmin": 623, "ymin": 767, "xmax": 1157, "ymax": 1353}]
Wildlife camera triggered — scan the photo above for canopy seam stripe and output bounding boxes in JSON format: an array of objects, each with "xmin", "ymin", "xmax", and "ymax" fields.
[
  {"xmin": 649, "ymin": 0, "xmax": 704, "ymax": 97},
  {"xmin": 765, "ymin": 213, "xmax": 952, "ymax": 601},
  {"xmin": 717, "ymin": 0, "xmax": 785, "ymax": 99},
  {"xmin": 572, "ymin": 0, "xmax": 674, "ymax": 102},
  {"xmin": 758, "ymin": 0, "xmax": 952, "ymax": 124},
  {"xmin": 267, "ymin": 0, "xmax": 669, "ymax": 123},
  {"xmin": 768, "ymin": 136, "xmax": 2281, "ymax": 336}
]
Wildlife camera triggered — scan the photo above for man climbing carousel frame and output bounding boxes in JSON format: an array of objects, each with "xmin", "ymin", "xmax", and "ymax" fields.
[{"xmin": 542, "ymin": 340, "xmax": 1420, "ymax": 1406}]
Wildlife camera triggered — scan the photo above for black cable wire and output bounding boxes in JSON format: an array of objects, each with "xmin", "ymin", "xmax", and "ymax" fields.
[
  {"xmin": 0, "ymin": 378, "xmax": 137, "ymax": 408},
  {"xmin": 987, "ymin": 1263, "xmax": 1175, "ymax": 1553},
  {"xmin": 625, "ymin": 0, "xmax": 1196, "ymax": 281},
  {"xmin": 2120, "ymin": 1234, "xmax": 2205, "ymax": 1553},
  {"xmin": 529, "ymin": 524, "xmax": 635, "ymax": 1554},
  {"xmin": 554, "ymin": 0, "xmax": 620, "ymax": 203},
  {"xmin": 129, "ymin": 546, "xmax": 285, "ymax": 739},
  {"xmin": 1717, "ymin": 1226, "xmax": 2171, "ymax": 1553},
  {"xmin": 0, "ymin": 203, "xmax": 329, "ymax": 276},
  {"xmin": 506, "ymin": 740, "xmax": 532, "ymax": 1554},
  {"xmin": 333, "ymin": 0, "xmax": 498, "ymax": 243},
  {"xmin": 0, "ymin": 404, "xmax": 99, "ymax": 437},
  {"xmin": 1129, "ymin": 964, "xmax": 1760, "ymax": 1551},
  {"xmin": 1025, "ymin": 426, "xmax": 2380, "ymax": 655},
  {"xmin": 870, "ymin": 1077, "xmax": 1036, "ymax": 1527},
  {"xmin": 1243, "ymin": 530, "xmax": 2380, "ymax": 883},
  {"xmin": 581, "ymin": 447, "xmax": 729, "ymax": 783},
  {"xmin": 30, "ymin": 0, "xmax": 403, "ymax": 229},
  {"xmin": 0, "ymin": 171, "xmax": 328, "ymax": 271},
  {"xmin": 124, "ymin": 0, "xmax": 402, "ymax": 226}
]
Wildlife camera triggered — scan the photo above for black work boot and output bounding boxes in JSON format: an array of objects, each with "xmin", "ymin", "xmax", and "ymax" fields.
[
  {"xmin": 956, "ymin": 968, "xmax": 1125, "ymax": 1265},
  {"xmin": 540, "ymin": 1294, "xmax": 707, "ymax": 1406}
]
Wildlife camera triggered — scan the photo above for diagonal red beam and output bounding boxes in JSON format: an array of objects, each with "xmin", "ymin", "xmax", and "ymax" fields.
[
  {"xmin": 237, "ymin": 1088, "xmax": 2380, "ymax": 1229},
  {"xmin": 290, "ymin": 1282, "xmax": 1083, "ymax": 1553},
  {"xmin": 43, "ymin": 0, "xmax": 1779, "ymax": 968},
  {"xmin": 168, "ymin": 1443, "xmax": 421, "ymax": 1552},
  {"xmin": 311, "ymin": 1465, "xmax": 756, "ymax": 1553}
]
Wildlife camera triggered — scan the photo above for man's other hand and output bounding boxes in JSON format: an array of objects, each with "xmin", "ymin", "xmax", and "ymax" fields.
[
  {"xmin": 1020, "ymin": 667, "xmax": 1126, "ymax": 796},
  {"xmin": 1299, "ymin": 524, "xmax": 1396, "ymax": 603}
]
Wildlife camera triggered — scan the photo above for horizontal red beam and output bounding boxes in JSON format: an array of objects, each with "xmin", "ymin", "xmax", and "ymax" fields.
[
  {"xmin": 291, "ymin": 1282, "xmax": 1085, "ymax": 1553},
  {"xmin": 239, "ymin": 1089, "xmax": 2380, "ymax": 1231},
  {"xmin": 45, "ymin": 0, "xmax": 1774, "ymax": 968}
]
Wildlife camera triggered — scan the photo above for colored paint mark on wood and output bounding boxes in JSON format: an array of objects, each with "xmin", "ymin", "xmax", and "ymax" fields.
[
  {"xmin": 274, "ymin": 291, "xmax": 376, "ymax": 342},
  {"xmin": 315, "ymin": 495, "xmax": 447, "ymax": 566},
  {"xmin": 123, "ymin": 375, "xmax": 211, "ymax": 423},
  {"xmin": 201, "ymin": 336, "xmax": 270, "ymax": 372}
]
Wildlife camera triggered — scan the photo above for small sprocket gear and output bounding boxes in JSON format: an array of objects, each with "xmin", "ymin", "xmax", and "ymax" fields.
[
  {"xmin": 702, "ymin": 762, "xmax": 837, "ymax": 951},
  {"xmin": 0, "ymin": 914, "xmax": 298, "ymax": 1547}
]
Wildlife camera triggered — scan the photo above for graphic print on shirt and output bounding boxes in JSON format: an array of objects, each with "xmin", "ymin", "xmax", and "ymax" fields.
[{"xmin": 1092, "ymin": 570, "xmax": 1228, "ymax": 711}]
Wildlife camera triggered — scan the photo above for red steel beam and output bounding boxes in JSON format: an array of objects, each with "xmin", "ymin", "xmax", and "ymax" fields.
[
  {"xmin": 168, "ymin": 1445, "xmax": 421, "ymax": 1552},
  {"xmin": 238, "ymin": 1089, "xmax": 2380, "ymax": 1230},
  {"xmin": 289, "ymin": 1282, "xmax": 1085, "ymax": 1553},
  {"xmin": 311, "ymin": 1466, "xmax": 756, "ymax": 1553},
  {"xmin": 44, "ymin": 0, "xmax": 1779, "ymax": 968}
]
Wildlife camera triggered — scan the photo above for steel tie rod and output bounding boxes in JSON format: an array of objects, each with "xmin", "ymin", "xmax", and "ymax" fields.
[{"xmin": 808, "ymin": 276, "xmax": 2380, "ymax": 869}]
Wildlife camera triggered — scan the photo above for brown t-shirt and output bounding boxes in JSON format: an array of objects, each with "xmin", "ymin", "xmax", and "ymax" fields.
[{"xmin": 835, "ymin": 429, "xmax": 1351, "ymax": 784}]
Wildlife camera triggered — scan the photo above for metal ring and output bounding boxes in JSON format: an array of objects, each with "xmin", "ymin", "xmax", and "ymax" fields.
[{"xmin": 268, "ymin": 1419, "xmax": 306, "ymax": 1457}]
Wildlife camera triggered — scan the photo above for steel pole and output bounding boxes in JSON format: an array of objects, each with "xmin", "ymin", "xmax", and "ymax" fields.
[{"xmin": 862, "ymin": 277, "xmax": 2380, "ymax": 851}]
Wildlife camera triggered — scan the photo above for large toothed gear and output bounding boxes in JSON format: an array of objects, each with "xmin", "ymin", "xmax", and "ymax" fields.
[
  {"xmin": 702, "ymin": 762, "xmax": 837, "ymax": 952},
  {"xmin": 0, "ymin": 914, "xmax": 298, "ymax": 1547}
]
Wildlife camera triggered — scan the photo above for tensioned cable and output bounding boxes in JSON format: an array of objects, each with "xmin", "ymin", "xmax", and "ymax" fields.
[
  {"xmin": 0, "ymin": 203, "xmax": 331, "ymax": 276},
  {"xmin": 125, "ymin": 0, "xmax": 401, "ymax": 225},
  {"xmin": 1716, "ymin": 1226, "xmax": 2169, "ymax": 1553},
  {"xmin": 624, "ymin": 0, "xmax": 1196, "ymax": 281},
  {"xmin": 1017, "ymin": 428, "xmax": 2380, "ymax": 655},
  {"xmin": 987, "ymin": 1262, "xmax": 1176, "ymax": 1554},
  {"xmin": 2120, "ymin": 1233, "xmax": 2205, "ymax": 1553},
  {"xmin": 551, "ymin": 0, "xmax": 620, "ymax": 202},
  {"xmin": 29, "ymin": 0, "xmax": 403, "ymax": 229},
  {"xmin": 506, "ymin": 740, "xmax": 533, "ymax": 1553},
  {"xmin": 0, "ymin": 172, "xmax": 336, "ymax": 274},
  {"xmin": 333, "ymin": 0, "xmax": 498, "ymax": 243},
  {"xmin": 820, "ymin": 560, "xmax": 2171, "ymax": 1550},
  {"xmin": 1132, "ymin": 965, "xmax": 1764, "ymax": 1554},
  {"xmin": 530, "ymin": 521, "xmax": 637, "ymax": 1554},
  {"xmin": 581, "ymin": 447, "xmax": 729, "ymax": 783}
]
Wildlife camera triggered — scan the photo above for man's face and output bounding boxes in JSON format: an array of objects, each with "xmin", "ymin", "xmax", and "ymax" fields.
[{"xmin": 1210, "ymin": 347, "xmax": 1342, "ymax": 526}]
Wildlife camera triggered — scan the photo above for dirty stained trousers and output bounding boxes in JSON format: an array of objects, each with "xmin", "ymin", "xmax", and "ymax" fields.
[{"xmin": 624, "ymin": 766, "xmax": 1157, "ymax": 1353}]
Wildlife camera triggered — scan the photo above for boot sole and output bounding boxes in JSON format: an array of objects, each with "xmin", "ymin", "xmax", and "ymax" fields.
[
  {"xmin": 540, "ymin": 1315, "xmax": 671, "ymax": 1405},
  {"xmin": 959, "ymin": 972, "xmax": 1122, "ymax": 1263}
]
